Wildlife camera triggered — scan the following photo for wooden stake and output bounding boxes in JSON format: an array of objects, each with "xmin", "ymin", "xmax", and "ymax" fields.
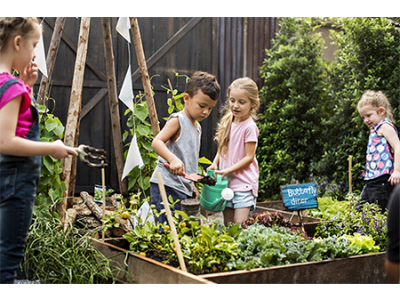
[
  {"xmin": 59, "ymin": 17, "xmax": 91, "ymax": 222},
  {"xmin": 130, "ymin": 17, "xmax": 160, "ymax": 137},
  {"xmin": 102, "ymin": 160, "xmax": 106, "ymax": 242},
  {"xmin": 101, "ymin": 17, "xmax": 128, "ymax": 196},
  {"xmin": 37, "ymin": 17, "xmax": 66, "ymax": 105},
  {"xmin": 156, "ymin": 172, "xmax": 187, "ymax": 272},
  {"xmin": 349, "ymin": 155, "xmax": 352, "ymax": 194}
]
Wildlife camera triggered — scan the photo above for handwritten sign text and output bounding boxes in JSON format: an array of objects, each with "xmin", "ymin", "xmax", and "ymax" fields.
[{"xmin": 281, "ymin": 183, "xmax": 318, "ymax": 211}]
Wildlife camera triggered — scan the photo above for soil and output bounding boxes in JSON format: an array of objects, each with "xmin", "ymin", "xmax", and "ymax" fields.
[{"xmin": 198, "ymin": 175, "xmax": 217, "ymax": 186}]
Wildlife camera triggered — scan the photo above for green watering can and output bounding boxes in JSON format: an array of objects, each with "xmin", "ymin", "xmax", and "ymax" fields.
[{"xmin": 200, "ymin": 170, "xmax": 234, "ymax": 212}]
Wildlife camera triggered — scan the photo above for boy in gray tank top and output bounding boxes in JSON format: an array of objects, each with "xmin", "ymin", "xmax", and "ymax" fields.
[{"xmin": 150, "ymin": 71, "xmax": 220, "ymax": 225}]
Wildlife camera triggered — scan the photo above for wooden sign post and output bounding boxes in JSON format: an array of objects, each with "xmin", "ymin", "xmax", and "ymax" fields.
[{"xmin": 280, "ymin": 183, "xmax": 318, "ymax": 230}]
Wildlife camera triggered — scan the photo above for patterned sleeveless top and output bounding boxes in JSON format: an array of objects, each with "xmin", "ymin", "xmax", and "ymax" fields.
[{"xmin": 361, "ymin": 118, "xmax": 398, "ymax": 180}]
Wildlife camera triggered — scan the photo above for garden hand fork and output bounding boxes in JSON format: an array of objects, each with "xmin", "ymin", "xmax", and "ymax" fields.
[{"xmin": 74, "ymin": 144, "xmax": 108, "ymax": 168}]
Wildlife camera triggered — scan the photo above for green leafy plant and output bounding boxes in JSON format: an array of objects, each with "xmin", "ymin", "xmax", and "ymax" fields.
[
  {"xmin": 123, "ymin": 93, "xmax": 157, "ymax": 193},
  {"xmin": 124, "ymin": 207, "xmax": 242, "ymax": 274},
  {"xmin": 35, "ymin": 103, "xmax": 67, "ymax": 218},
  {"xmin": 314, "ymin": 200, "xmax": 388, "ymax": 250}
]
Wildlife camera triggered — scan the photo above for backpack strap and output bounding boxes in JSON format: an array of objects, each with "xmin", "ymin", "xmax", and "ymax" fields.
[{"xmin": 0, "ymin": 78, "xmax": 21, "ymax": 99}]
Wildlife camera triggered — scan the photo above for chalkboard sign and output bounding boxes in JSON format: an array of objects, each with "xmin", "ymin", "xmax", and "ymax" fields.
[{"xmin": 280, "ymin": 183, "xmax": 318, "ymax": 211}]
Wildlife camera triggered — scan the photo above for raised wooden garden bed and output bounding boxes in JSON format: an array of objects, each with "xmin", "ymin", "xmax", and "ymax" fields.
[
  {"xmin": 92, "ymin": 233, "xmax": 388, "ymax": 284},
  {"xmin": 90, "ymin": 199, "xmax": 386, "ymax": 284}
]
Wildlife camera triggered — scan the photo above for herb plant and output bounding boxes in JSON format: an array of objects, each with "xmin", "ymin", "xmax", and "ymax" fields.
[{"xmin": 22, "ymin": 216, "xmax": 129, "ymax": 283}]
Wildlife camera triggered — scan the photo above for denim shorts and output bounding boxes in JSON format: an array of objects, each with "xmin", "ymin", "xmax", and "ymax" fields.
[{"xmin": 224, "ymin": 191, "xmax": 256, "ymax": 211}]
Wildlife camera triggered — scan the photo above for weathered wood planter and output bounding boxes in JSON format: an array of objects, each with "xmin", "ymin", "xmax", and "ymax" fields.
[
  {"xmin": 90, "ymin": 237, "xmax": 213, "ymax": 284},
  {"xmin": 91, "ymin": 200, "xmax": 386, "ymax": 284},
  {"xmin": 199, "ymin": 252, "xmax": 387, "ymax": 284},
  {"xmin": 92, "ymin": 236, "xmax": 388, "ymax": 284}
]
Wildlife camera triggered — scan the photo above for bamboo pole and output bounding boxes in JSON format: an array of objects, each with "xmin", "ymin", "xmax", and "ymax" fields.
[
  {"xmin": 129, "ymin": 17, "xmax": 160, "ymax": 136},
  {"xmin": 37, "ymin": 17, "xmax": 66, "ymax": 105},
  {"xmin": 156, "ymin": 172, "xmax": 187, "ymax": 272},
  {"xmin": 101, "ymin": 17, "xmax": 128, "ymax": 196},
  {"xmin": 349, "ymin": 155, "xmax": 352, "ymax": 194},
  {"xmin": 58, "ymin": 17, "xmax": 91, "ymax": 222},
  {"xmin": 101, "ymin": 160, "xmax": 106, "ymax": 242}
]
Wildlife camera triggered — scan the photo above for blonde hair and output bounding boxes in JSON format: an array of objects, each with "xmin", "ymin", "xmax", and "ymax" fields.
[
  {"xmin": 0, "ymin": 17, "xmax": 39, "ymax": 50},
  {"xmin": 357, "ymin": 90, "xmax": 394, "ymax": 123},
  {"xmin": 214, "ymin": 77, "xmax": 260, "ymax": 157}
]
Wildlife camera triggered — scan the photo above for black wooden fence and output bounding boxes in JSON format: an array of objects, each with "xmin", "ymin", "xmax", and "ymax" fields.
[{"xmin": 33, "ymin": 17, "xmax": 278, "ymax": 194}]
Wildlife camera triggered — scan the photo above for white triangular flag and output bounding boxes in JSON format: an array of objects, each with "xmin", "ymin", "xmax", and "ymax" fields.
[
  {"xmin": 133, "ymin": 201, "xmax": 155, "ymax": 227},
  {"xmin": 116, "ymin": 17, "xmax": 131, "ymax": 43},
  {"xmin": 122, "ymin": 134, "xmax": 144, "ymax": 180},
  {"xmin": 34, "ymin": 28, "xmax": 47, "ymax": 77},
  {"xmin": 118, "ymin": 66, "xmax": 134, "ymax": 112}
]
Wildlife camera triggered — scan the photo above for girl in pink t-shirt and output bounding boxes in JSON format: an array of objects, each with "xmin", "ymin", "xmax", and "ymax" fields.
[{"xmin": 208, "ymin": 77, "xmax": 260, "ymax": 226}]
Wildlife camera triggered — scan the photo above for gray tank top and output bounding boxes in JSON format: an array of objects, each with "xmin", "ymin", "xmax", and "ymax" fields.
[{"xmin": 150, "ymin": 111, "xmax": 201, "ymax": 196}]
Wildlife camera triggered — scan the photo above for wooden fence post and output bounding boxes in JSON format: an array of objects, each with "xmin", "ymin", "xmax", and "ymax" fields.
[
  {"xmin": 37, "ymin": 17, "xmax": 66, "ymax": 105},
  {"xmin": 129, "ymin": 17, "xmax": 160, "ymax": 137},
  {"xmin": 58, "ymin": 17, "xmax": 91, "ymax": 221},
  {"xmin": 101, "ymin": 17, "xmax": 128, "ymax": 196}
]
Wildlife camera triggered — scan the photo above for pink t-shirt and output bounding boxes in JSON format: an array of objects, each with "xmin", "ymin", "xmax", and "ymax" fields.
[
  {"xmin": 219, "ymin": 117, "xmax": 259, "ymax": 197},
  {"xmin": 0, "ymin": 72, "xmax": 34, "ymax": 138}
]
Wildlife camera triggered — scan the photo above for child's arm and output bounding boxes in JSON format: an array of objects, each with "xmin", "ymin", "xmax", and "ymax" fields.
[
  {"xmin": 151, "ymin": 116, "xmax": 184, "ymax": 175},
  {"xmin": 380, "ymin": 124, "xmax": 400, "ymax": 185},
  {"xmin": 207, "ymin": 152, "xmax": 220, "ymax": 171},
  {"xmin": 214, "ymin": 142, "xmax": 257, "ymax": 179},
  {"xmin": 0, "ymin": 96, "xmax": 77, "ymax": 159}
]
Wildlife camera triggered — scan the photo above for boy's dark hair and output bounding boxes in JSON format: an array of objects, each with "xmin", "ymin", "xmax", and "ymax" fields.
[{"xmin": 184, "ymin": 71, "xmax": 220, "ymax": 101}]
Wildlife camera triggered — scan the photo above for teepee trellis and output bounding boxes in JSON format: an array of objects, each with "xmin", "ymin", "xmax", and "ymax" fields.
[{"xmin": 50, "ymin": 17, "xmax": 160, "ymax": 221}]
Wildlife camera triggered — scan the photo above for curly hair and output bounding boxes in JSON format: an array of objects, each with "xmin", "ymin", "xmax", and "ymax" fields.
[
  {"xmin": 0, "ymin": 17, "xmax": 39, "ymax": 50},
  {"xmin": 357, "ymin": 90, "xmax": 394, "ymax": 123}
]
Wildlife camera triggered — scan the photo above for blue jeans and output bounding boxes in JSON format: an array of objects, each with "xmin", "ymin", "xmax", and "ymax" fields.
[
  {"xmin": 0, "ymin": 79, "xmax": 41, "ymax": 284},
  {"xmin": 150, "ymin": 183, "xmax": 189, "ymax": 225}
]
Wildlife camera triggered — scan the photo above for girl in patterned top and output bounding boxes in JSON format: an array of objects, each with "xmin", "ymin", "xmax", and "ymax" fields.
[{"xmin": 357, "ymin": 90, "xmax": 400, "ymax": 211}]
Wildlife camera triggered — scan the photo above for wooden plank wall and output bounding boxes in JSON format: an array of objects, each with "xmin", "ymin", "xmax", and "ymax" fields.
[{"xmin": 34, "ymin": 17, "xmax": 277, "ymax": 194}]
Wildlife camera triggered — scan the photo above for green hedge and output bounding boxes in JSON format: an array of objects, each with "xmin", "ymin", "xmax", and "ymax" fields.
[{"xmin": 257, "ymin": 17, "xmax": 400, "ymax": 200}]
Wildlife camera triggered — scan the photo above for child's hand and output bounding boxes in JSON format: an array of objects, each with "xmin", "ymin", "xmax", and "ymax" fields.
[
  {"xmin": 20, "ymin": 62, "xmax": 38, "ymax": 89},
  {"xmin": 168, "ymin": 159, "xmax": 184, "ymax": 176},
  {"xmin": 207, "ymin": 163, "xmax": 218, "ymax": 171},
  {"xmin": 389, "ymin": 170, "xmax": 400, "ymax": 185},
  {"xmin": 213, "ymin": 169, "xmax": 229, "ymax": 180},
  {"xmin": 51, "ymin": 140, "xmax": 78, "ymax": 160},
  {"xmin": 192, "ymin": 184, "xmax": 199, "ymax": 199}
]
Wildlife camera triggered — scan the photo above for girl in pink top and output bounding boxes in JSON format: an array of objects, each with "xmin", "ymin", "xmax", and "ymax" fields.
[
  {"xmin": 208, "ymin": 77, "xmax": 260, "ymax": 226},
  {"xmin": 0, "ymin": 17, "xmax": 77, "ymax": 283}
]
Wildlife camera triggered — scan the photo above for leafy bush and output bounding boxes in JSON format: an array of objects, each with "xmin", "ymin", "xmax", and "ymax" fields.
[
  {"xmin": 312, "ymin": 17, "xmax": 400, "ymax": 191},
  {"xmin": 257, "ymin": 17, "xmax": 400, "ymax": 199},
  {"xmin": 257, "ymin": 18, "xmax": 331, "ymax": 199}
]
